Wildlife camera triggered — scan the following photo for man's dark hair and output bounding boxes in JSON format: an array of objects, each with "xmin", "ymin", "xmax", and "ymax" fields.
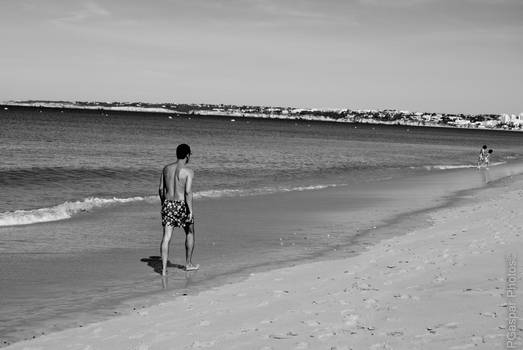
[
  {"xmin": 176, "ymin": 144, "xmax": 191, "ymax": 159},
  {"xmin": 482, "ymin": 145, "xmax": 487, "ymax": 149},
  {"xmin": 488, "ymin": 149, "xmax": 493, "ymax": 154}
]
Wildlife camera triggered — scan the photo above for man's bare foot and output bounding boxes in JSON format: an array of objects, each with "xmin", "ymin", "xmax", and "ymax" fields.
[{"xmin": 185, "ymin": 263, "xmax": 200, "ymax": 271}]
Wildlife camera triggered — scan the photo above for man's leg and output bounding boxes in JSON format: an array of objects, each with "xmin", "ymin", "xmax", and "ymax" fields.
[
  {"xmin": 161, "ymin": 224, "xmax": 174, "ymax": 276},
  {"xmin": 184, "ymin": 223, "xmax": 199, "ymax": 270}
]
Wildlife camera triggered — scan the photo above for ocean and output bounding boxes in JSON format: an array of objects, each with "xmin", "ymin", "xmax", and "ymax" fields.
[
  {"xmin": 2, "ymin": 107, "xmax": 522, "ymax": 222},
  {"xmin": 1, "ymin": 106, "xmax": 523, "ymax": 345}
]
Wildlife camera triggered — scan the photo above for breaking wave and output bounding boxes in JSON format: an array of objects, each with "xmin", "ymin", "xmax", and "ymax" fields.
[{"xmin": 0, "ymin": 196, "xmax": 150, "ymax": 227}]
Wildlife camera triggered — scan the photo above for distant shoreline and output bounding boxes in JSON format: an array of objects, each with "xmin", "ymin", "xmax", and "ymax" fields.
[{"xmin": 2, "ymin": 101, "xmax": 522, "ymax": 132}]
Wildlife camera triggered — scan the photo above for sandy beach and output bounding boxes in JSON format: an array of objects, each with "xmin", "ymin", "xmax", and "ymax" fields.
[{"xmin": 4, "ymin": 172, "xmax": 521, "ymax": 349}]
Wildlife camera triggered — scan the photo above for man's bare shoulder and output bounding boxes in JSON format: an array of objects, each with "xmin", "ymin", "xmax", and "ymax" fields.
[
  {"xmin": 180, "ymin": 167, "xmax": 194, "ymax": 178},
  {"xmin": 163, "ymin": 162, "xmax": 178, "ymax": 172}
]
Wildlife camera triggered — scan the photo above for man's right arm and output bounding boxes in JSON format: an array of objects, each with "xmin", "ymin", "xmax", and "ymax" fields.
[
  {"xmin": 158, "ymin": 171, "xmax": 165, "ymax": 204},
  {"xmin": 185, "ymin": 170, "xmax": 194, "ymax": 219}
]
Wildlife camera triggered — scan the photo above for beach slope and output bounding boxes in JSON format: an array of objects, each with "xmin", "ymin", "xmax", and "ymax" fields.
[{"xmin": 5, "ymin": 178, "xmax": 523, "ymax": 350}]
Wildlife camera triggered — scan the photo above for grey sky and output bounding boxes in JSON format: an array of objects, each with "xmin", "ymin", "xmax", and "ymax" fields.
[{"xmin": 1, "ymin": 0, "xmax": 522, "ymax": 113}]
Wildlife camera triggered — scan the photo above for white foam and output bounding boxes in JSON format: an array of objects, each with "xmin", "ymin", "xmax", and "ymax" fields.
[
  {"xmin": 0, "ymin": 196, "xmax": 149, "ymax": 227},
  {"xmin": 198, "ymin": 184, "xmax": 340, "ymax": 198},
  {"xmin": 194, "ymin": 189, "xmax": 244, "ymax": 199},
  {"xmin": 423, "ymin": 165, "xmax": 477, "ymax": 170},
  {"xmin": 422, "ymin": 162, "xmax": 506, "ymax": 170},
  {"xmin": 280, "ymin": 184, "xmax": 339, "ymax": 192}
]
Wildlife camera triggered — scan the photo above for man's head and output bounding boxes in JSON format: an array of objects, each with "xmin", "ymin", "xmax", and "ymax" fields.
[
  {"xmin": 482, "ymin": 145, "xmax": 488, "ymax": 149},
  {"xmin": 488, "ymin": 149, "xmax": 493, "ymax": 154},
  {"xmin": 176, "ymin": 144, "xmax": 191, "ymax": 161}
]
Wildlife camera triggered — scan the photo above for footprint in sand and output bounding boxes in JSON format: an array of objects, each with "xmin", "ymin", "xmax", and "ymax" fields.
[
  {"xmin": 317, "ymin": 331, "xmax": 336, "ymax": 340},
  {"xmin": 343, "ymin": 314, "xmax": 360, "ymax": 327},
  {"xmin": 431, "ymin": 322, "xmax": 459, "ymax": 330},
  {"xmin": 449, "ymin": 344, "xmax": 475, "ymax": 350},
  {"xmin": 191, "ymin": 340, "xmax": 216, "ymax": 348},
  {"xmin": 370, "ymin": 342, "xmax": 393, "ymax": 350},
  {"xmin": 424, "ymin": 322, "xmax": 460, "ymax": 337},
  {"xmin": 273, "ymin": 290, "xmax": 290, "ymax": 297},
  {"xmin": 238, "ymin": 328, "xmax": 256, "ymax": 335},
  {"xmin": 432, "ymin": 274, "xmax": 446, "ymax": 284},
  {"xmin": 393, "ymin": 294, "xmax": 419, "ymax": 301},
  {"xmin": 268, "ymin": 331, "xmax": 298, "ymax": 339},
  {"xmin": 484, "ymin": 333, "xmax": 504, "ymax": 341},
  {"xmin": 352, "ymin": 281, "xmax": 378, "ymax": 291},
  {"xmin": 443, "ymin": 322, "xmax": 459, "ymax": 329},
  {"xmin": 386, "ymin": 330, "xmax": 404, "ymax": 336},
  {"xmin": 469, "ymin": 335, "xmax": 484, "ymax": 344},
  {"xmin": 385, "ymin": 316, "xmax": 401, "ymax": 322},
  {"xmin": 199, "ymin": 320, "xmax": 211, "ymax": 326},
  {"xmin": 129, "ymin": 333, "xmax": 146, "ymax": 340},
  {"xmin": 363, "ymin": 298, "xmax": 378, "ymax": 308},
  {"xmin": 92, "ymin": 327, "xmax": 103, "ymax": 335},
  {"xmin": 303, "ymin": 320, "xmax": 321, "ymax": 327}
]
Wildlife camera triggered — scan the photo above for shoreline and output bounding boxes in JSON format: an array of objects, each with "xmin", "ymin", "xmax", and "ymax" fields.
[
  {"xmin": 3, "ymin": 167, "xmax": 523, "ymax": 349},
  {"xmin": 7, "ymin": 163, "xmax": 523, "ymax": 349}
]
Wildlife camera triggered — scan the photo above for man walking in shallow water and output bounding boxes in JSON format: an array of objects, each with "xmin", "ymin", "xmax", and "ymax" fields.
[{"xmin": 159, "ymin": 143, "xmax": 199, "ymax": 276}]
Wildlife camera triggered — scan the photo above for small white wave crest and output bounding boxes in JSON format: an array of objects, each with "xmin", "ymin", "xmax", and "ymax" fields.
[
  {"xmin": 194, "ymin": 184, "xmax": 341, "ymax": 199},
  {"xmin": 0, "ymin": 196, "xmax": 149, "ymax": 227},
  {"xmin": 424, "ymin": 164, "xmax": 477, "ymax": 170},
  {"xmin": 0, "ymin": 184, "xmax": 342, "ymax": 227},
  {"xmin": 418, "ymin": 161, "xmax": 506, "ymax": 171}
]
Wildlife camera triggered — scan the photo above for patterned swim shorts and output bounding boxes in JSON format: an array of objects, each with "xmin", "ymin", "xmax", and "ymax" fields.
[{"xmin": 161, "ymin": 200, "xmax": 193, "ymax": 227}]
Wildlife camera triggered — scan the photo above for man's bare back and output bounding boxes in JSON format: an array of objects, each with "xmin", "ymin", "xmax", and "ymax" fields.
[{"xmin": 160, "ymin": 162, "xmax": 193, "ymax": 204}]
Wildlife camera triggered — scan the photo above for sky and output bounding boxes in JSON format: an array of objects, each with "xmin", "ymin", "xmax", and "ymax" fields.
[{"xmin": 0, "ymin": 0, "xmax": 522, "ymax": 114}]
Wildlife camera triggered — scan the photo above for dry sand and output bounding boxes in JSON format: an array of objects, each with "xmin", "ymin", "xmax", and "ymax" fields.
[{"xmin": 6, "ymin": 177, "xmax": 523, "ymax": 350}]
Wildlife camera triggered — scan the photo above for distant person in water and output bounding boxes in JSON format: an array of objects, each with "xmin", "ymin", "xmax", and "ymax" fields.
[
  {"xmin": 484, "ymin": 149, "xmax": 494, "ymax": 167},
  {"xmin": 477, "ymin": 145, "xmax": 488, "ymax": 168},
  {"xmin": 159, "ymin": 143, "xmax": 198, "ymax": 276}
]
